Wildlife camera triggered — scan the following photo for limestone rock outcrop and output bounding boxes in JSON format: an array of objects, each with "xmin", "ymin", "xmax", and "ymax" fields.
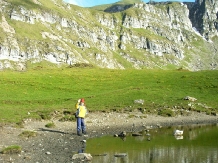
[{"xmin": 0, "ymin": 0, "xmax": 217, "ymax": 71}]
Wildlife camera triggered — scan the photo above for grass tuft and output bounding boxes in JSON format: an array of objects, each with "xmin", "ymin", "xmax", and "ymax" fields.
[
  {"xmin": 1, "ymin": 145, "xmax": 22, "ymax": 154},
  {"xmin": 19, "ymin": 130, "xmax": 37, "ymax": 138},
  {"xmin": 45, "ymin": 122, "xmax": 55, "ymax": 128},
  {"xmin": 158, "ymin": 108, "xmax": 175, "ymax": 117}
]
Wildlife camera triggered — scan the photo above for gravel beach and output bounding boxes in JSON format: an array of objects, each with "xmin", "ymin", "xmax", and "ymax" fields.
[{"xmin": 0, "ymin": 111, "xmax": 218, "ymax": 163}]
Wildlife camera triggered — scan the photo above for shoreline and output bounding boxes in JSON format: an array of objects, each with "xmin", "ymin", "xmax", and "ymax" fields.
[
  {"xmin": 0, "ymin": 112, "xmax": 218, "ymax": 163},
  {"xmin": 85, "ymin": 111, "xmax": 218, "ymax": 137}
]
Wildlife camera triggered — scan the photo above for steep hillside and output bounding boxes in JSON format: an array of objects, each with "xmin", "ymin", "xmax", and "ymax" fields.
[{"xmin": 0, "ymin": 0, "xmax": 218, "ymax": 71}]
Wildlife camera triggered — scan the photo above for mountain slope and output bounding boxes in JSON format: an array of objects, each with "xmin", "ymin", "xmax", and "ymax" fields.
[{"xmin": 0, "ymin": 0, "xmax": 218, "ymax": 71}]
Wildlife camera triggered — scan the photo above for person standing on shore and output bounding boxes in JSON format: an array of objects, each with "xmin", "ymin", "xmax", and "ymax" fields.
[{"xmin": 75, "ymin": 98, "xmax": 87, "ymax": 136}]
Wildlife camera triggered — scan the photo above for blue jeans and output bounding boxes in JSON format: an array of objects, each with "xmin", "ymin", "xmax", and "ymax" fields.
[{"xmin": 77, "ymin": 117, "xmax": 86, "ymax": 133}]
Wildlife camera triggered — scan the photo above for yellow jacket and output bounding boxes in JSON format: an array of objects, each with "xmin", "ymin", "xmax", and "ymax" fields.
[
  {"xmin": 75, "ymin": 102, "xmax": 80, "ymax": 109},
  {"xmin": 76, "ymin": 105, "xmax": 87, "ymax": 118}
]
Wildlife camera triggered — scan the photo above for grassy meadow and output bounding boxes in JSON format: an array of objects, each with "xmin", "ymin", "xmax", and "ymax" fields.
[{"xmin": 0, "ymin": 67, "xmax": 218, "ymax": 124}]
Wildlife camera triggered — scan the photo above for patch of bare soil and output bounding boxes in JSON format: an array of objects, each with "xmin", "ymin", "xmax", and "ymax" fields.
[{"xmin": 0, "ymin": 111, "xmax": 217, "ymax": 163}]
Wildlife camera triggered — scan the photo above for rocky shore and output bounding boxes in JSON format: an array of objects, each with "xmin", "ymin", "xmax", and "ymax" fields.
[{"xmin": 0, "ymin": 111, "xmax": 218, "ymax": 163}]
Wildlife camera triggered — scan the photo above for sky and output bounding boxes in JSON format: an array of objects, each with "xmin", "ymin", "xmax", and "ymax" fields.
[{"xmin": 63, "ymin": 0, "xmax": 195, "ymax": 8}]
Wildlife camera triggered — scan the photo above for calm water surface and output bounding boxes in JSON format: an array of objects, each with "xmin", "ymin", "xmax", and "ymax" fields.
[{"xmin": 85, "ymin": 124, "xmax": 218, "ymax": 163}]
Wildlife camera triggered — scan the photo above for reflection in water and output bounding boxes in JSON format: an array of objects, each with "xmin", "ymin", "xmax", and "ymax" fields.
[
  {"xmin": 86, "ymin": 124, "xmax": 218, "ymax": 163},
  {"xmin": 133, "ymin": 146, "xmax": 218, "ymax": 163},
  {"xmin": 174, "ymin": 135, "xmax": 183, "ymax": 140},
  {"xmin": 78, "ymin": 141, "xmax": 86, "ymax": 153}
]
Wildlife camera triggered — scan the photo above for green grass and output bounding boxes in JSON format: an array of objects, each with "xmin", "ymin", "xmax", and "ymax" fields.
[
  {"xmin": 1, "ymin": 145, "xmax": 22, "ymax": 154},
  {"xmin": 90, "ymin": 0, "xmax": 141, "ymax": 10},
  {"xmin": 7, "ymin": 0, "xmax": 40, "ymax": 10},
  {"xmin": 19, "ymin": 130, "xmax": 37, "ymax": 138},
  {"xmin": 45, "ymin": 122, "xmax": 55, "ymax": 128},
  {"xmin": 0, "ymin": 68, "xmax": 218, "ymax": 123}
]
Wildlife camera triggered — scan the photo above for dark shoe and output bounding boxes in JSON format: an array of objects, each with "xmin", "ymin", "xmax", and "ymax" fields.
[
  {"xmin": 77, "ymin": 131, "xmax": 82, "ymax": 136},
  {"xmin": 82, "ymin": 131, "xmax": 87, "ymax": 134}
]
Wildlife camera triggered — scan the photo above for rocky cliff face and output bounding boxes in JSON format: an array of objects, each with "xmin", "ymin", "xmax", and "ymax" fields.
[
  {"xmin": 188, "ymin": 0, "xmax": 218, "ymax": 40},
  {"xmin": 0, "ymin": 0, "xmax": 218, "ymax": 71}
]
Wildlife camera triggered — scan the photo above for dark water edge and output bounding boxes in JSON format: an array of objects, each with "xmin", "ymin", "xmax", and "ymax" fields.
[{"xmin": 86, "ymin": 124, "xmax": 218, "ymax": 163}]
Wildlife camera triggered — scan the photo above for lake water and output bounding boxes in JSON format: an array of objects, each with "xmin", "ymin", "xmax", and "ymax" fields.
[{"xmin": 85, "ymin": 124, "xmax": 218, "ymax": 163}]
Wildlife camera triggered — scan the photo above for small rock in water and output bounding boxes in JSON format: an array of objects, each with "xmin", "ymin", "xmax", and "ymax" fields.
[
  {"xmin": 174, "ymin": 130, "xmax": 183, "ymax": 136},
  {"xmin": 132, "ymin": 133, "xmax": 142, "ymax": 136},
  {"xmin": 114, "ymin": 153, "xmax": 127, "ymax": 157},
  {"xmin": 119, "ymin": 131, "xmax": 127, "ymax": 137},
  {"xmin": 93, "ymin": 154, "xmax": 107, "ymax": 156},
  {"xmin": 72, "ymin": 153, "xmax": 92, "ymax": 161},
  {"xmin": 81, "ymin": 140, "xmax": 86, "ymax": 143}
]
